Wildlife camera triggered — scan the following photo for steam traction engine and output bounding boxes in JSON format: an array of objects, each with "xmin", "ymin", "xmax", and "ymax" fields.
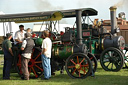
[
  {"xmin": 15, "ymin": 9, "xmax": 97, "ymax": 79},
  {"xmin": 52, "ymin": 6, "xmax": 127, "ymax": 73},
  {"xmin": 51, "ymin": 9, "xmax": 98, "ymax": 78},
  {"xmin": 82, "ymin": 7, "xmax": 127, "ymax": 71},
  {"xmin": 77, "ymin": 6, "xmax": 126, "ymax": 71},
  {"xmin": 99, "ymin": 6, "xmax": 127, "ymax": 71}
]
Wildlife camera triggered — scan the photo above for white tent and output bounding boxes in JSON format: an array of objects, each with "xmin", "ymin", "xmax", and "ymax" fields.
[
  {"xmin": 0, "ymin": 11, "xmax": 19, "ymax": 36},
  {"xmin": 32, "ymin": 23, "xmax": 73, "ymax": 33},
  {"xmin": 0, "ymin": 22, "xmax": 19, "ymax": 36}
]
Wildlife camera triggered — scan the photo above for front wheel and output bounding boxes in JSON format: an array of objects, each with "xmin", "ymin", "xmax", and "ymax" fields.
[
  {"xmin": 65, "ymin": 53, "xmax": 92, "ymax": 79},
  {"xmin": 100, "ymin": 47, "xmax": 124, "ymax": 72}
]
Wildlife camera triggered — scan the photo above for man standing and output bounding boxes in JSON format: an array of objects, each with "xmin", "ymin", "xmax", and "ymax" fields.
[
  {"xmin": 14, "ymin": 25, "xmax": 26, "ymax": 45},
  {"xmin": 2, "ymin": 33, "xmax": 14, "ymax": 80},
  {"xmin": 14, "ymin": 25, "xmax": 26, "ymax": 61},
  {"xmin": 41, "ymin": 30, "xmax": 52, "ymax": 80},
  {"xmin": 21, "ymin": 33, "xmax": 35, "ymax": 80}
]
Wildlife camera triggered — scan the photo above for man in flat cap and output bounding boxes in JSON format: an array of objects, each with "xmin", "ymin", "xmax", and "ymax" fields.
[
  {"xmin": 2, "ymin": 33, "xmax": 14, "ymax": 80},
  {"xmin": 20, "ymin": 33, "xmax": 35, "ymax": 80}
]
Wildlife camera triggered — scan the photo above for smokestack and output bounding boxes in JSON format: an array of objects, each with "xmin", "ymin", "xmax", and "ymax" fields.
[
  {"xmin": 76, "ymin": 10, "xmax": 82, "ymax": 44},
  {"xmin": 109, "ymin": 6, "xmax": 117, "ymax": 35}
]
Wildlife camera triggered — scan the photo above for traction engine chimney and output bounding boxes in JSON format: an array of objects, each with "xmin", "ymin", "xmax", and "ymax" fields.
[
  {"xmin": 76, "ymin": 10, "xmax": 83, "ymax": 44},
  {"xmin": 109, "ymin": 6, "xmax": 117, "ymax": 35}
]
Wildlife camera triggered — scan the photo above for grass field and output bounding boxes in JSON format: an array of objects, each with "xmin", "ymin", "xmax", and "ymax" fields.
[{"xmin": 0, "ymin": 56, "xmax": 128, "ymax": 85}]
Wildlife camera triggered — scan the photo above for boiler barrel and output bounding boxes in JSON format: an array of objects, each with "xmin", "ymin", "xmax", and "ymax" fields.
[
  {"xmin": 103, "ymin": 36, "xmax": 125, "ymax": 50},
  {"xmin": 52, "ymin": 45, "xmax": 73, "ymax": 59}
]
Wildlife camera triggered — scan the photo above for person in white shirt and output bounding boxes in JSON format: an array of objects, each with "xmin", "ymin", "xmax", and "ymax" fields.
[
  {"xmin": 14, "ymin": 25, "xmax": 26, "ymax": 45},
  {"xmin": 13, "ymin": 25, "xmax": 26, "ymax": 61},
  {"xmin": 41, "ymin": 30, "xmax": 52, "ymax": 80}
]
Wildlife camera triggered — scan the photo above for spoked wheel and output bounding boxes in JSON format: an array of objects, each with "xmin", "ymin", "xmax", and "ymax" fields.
[
  {"xmin": 100, "ymin": 47, "xmax": 124, "ymax": 72},
  {"xmin": 122, "ymin": 46, "xmax": 128, "ymax": 69},
  {"xmin": 16, "ymin": 47, "xmax": 43, "ymax": 78},
  {"xmin": 65, "ymin": 53, "xmax": 92, "ymax": 79},
  {"xmin": 88, "ymin": 53, "xmax": 97, "ymax": 75}
]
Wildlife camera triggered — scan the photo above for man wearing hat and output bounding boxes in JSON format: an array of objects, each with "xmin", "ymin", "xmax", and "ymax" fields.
[
  {"xmin": 2, "ymin": 33, "xmax": 14, "ymax": 80},
  {"xmin": 21, "ymin": 33, "xmax": 35, "ymax": 80}
]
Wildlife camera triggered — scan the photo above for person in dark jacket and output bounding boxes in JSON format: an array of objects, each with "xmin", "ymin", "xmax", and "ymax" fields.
[
  {"xmin": 21, "ymin": 33, "xmax": 35, "ymax": 80},
  {"xmin": 2, "ymin": 33, "xmax": 14, "ymax": 80}
]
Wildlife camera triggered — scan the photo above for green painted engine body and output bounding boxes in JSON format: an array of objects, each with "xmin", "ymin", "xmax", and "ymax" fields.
[{"xmin": 52, "ymin": 45, "xmax": 73, "ymax": 59}]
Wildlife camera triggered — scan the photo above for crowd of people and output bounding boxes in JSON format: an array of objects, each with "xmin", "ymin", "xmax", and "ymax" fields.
[{"xmin": 2, "ymin": 25, "xmax": 52, "ymax": 80}]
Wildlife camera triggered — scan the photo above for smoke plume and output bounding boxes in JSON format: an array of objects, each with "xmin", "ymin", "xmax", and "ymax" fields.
[
  {"xmin": 113, "ymin": 0, "xmax": 127, "ymax": 8},
  {"xmin": 34, "ymin": 0, "xmax": 63, "ymax": 11}
]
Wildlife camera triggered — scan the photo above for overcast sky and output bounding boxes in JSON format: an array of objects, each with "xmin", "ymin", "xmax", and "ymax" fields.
[{"xmin": 0, "ymin": 0, "xmax": 128, "ymax": 28}]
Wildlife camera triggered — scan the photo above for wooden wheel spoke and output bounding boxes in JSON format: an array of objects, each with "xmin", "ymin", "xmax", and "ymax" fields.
[
  {"xmin": 103, "ymin": 60, "xmax": 109, "ymax": 63},
  {"xmin": 114, "ymin": 63, "xmax": 119, "ymax": 69},
  {"xmin": 77, "ymin": 56, "xmax": 79, "ymax": 64},
  {"xmin": 90, "ymin": 57, "xmax": 93, "ymax": 60},
  {"xmin": 81, "ymin": 64, "xmax": 89, "ymax": 67},
  {"xmin": 80, "ymin": 58, "xmax": 85, "ymax": 64},
  {"xmin": 34, "ymin": 53, "xmax": 41, "ymax": 60},
  {"xmin": 70, "ymin": 59, "xmax": 76, "ymax": 65},
  {"xmin": 29, "ymin": 68, "xmax": 31, "ymax": 73},
  {"xmin": 31, "ymin": 67, "xmax": 38, "ymax": 78},
  {"xmin": 106, "ymin": 52, "xmax": 111, "ymax": 57},
  {"xmin": 80, "ymin": 68, "xmax": 87, "ymax": 74},
  {"xmin": 72, "ymin": 68, "xmax": 77, "ymax": 75},
  {"xmin": 68, "ymin": 66, "xmax": 75, "ymax": 68},
  {"xmin": 106, "ymin": 62, "xmax": 111, "ymax": 67},
  {"xmin": 35, "ymin": 61, "xmax": 42, "ymax": 63},
  {"xmin": 111, "ymin": 63, "xmax": 114, "ymax": 70},
  {"xmin": 79, "ymin": 70, "xmax": 81, "ymax": 77},
  {"xmin": 35, "ymin": 65, "xmax": 43, "ymax": 71}
]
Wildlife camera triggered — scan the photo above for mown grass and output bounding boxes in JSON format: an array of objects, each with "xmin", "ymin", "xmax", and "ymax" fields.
[{"xmin": 0, "ymin": 56, "xmax": 128, "ymax": 85}]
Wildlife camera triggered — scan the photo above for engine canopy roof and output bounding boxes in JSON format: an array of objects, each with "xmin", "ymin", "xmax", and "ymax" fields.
[{"xmin": 0, "ymin": 8, "xmax": 97, "ymax": 23}]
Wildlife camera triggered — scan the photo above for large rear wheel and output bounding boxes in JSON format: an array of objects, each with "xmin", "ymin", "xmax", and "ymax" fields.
[{"xmin": 16, "ymin": 47, "xmax": 43, "ymax": 78}]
